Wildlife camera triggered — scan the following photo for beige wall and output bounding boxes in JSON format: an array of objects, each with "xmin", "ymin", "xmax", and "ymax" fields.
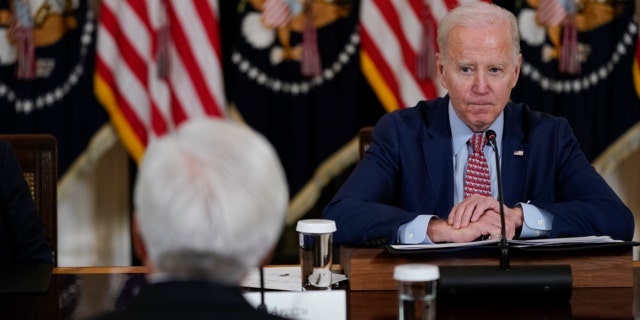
[{"xmin": 593, "ymin": 122, "xmax": 640, "ymax": 260}]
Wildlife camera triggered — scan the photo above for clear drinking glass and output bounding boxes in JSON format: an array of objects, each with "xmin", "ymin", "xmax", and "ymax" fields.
[
  {"xmin": 394, "ymin": 264, "xmax": 439, "ymax": 320},
  {"xmin": 296, "ymin": 219, "xmax": 336, "ymax": 291}
]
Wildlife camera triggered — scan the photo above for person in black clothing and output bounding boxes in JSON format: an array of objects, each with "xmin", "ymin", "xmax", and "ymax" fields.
[{"xmin": 0, "ymin": 141, "xmax": 52, "ymax": 264}]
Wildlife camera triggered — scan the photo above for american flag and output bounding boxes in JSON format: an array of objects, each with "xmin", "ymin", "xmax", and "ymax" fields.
[
  {"xmin": 360, "ymin": 0, "xmax": 481, "ymax": 112},
  {"xmin": 95, "ymin": 0, "xmax": 226, "ymax": 162}
]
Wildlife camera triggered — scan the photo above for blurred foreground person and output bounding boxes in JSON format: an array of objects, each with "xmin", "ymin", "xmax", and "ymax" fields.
[{"xmin": 95, "ymin": 118, "xmax": 289, "ymax": 319}]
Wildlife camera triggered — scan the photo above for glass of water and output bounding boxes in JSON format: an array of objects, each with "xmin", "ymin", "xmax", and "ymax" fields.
[
  {"xmin": 394, "ymin": 264, "xmax": 439, "ymax": 320},
  {"xmin": 296, "ymin": 219, "xmax": 336, "ymax": 291}
]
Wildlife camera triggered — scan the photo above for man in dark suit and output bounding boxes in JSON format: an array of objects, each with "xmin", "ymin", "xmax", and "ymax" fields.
[
  {"xmin": 94, "ymin": 118, "xmax": 290, "ymax": 319},
  {"xmin": 323, "ymin": 2, "xmax": 634, "ymax": 246},
  {"xmin": 0, "ymin": 141, "xmax": 52, "ymax": 264}
]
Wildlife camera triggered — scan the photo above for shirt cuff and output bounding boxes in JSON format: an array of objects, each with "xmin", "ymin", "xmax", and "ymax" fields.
[
  {"xmin": 397, "ymin": 215, "xmax": 436, "ymax": 244},
  {"xmin": 519, "ymin": 202, "xmax": 553, "ymax": 238}
]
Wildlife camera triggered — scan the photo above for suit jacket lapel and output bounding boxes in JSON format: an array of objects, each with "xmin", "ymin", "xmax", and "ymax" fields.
[
  {"xmin": 501, "ymin": 104, "xmax": 528, "ymax": 205},
  {"xmin": 421, "ymin": 99, "xmax": 455, "ymax": 212}
]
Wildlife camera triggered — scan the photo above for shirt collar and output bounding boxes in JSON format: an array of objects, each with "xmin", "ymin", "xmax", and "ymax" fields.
[{"xmin": 448, "ymin": 102, "xmax": 504, "ymax": 155}]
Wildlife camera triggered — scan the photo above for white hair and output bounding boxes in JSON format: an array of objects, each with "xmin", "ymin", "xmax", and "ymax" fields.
[
  {"xmin": 437, "ymin": 2, "xmax": 520, "ymax": 62},
  {"xmin": 134, "ymin": 117, "xmax": 289, "ymax": 284}
]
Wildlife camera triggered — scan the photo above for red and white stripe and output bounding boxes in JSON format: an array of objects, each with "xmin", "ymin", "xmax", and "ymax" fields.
[
  {"xmin": 536, "ymin": 0, "xmax": 567, "ymax": 27},
  {"xmin": 263, "ymin": 0, "xmax": 293, "ymax": 28},
  {"xmin": 360, "ymin": 0, "xmax": 481, "ymax": 112},
  {"xmin": 96, "ymin": 0, "xmax": 225, "ymax": 162}
]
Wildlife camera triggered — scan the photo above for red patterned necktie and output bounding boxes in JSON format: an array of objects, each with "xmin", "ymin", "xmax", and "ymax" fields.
[{"xmin": 464, "ymin": 133, "xmax": 491, "ymax": 198}]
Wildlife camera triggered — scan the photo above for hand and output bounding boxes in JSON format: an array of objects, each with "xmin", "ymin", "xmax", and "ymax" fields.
[
  {"xmin": 427, "ymin": 218, "xmax": 496, "ymax": 243},
  {"xmin": 474, "ymin": 205, "xmax": 525, "ymax": 240},
  {"xmin": 431, "ymin": 199, "xmax": 525, "ymax": 242},
  {"xmin": 447, "ymin": 194, "xmax": 500, "ymax": 229},
  {"xmin": 490, "ymin": 205, "xmax": 524, "ymax": 240}
]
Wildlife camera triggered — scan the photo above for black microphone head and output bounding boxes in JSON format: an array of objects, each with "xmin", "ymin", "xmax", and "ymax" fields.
[{"xmin": 485, "ymin": 130, "xmax": 497, "ymax": 142}]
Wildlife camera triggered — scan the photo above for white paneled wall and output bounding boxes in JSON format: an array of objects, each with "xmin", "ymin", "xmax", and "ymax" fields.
[{"xmin": 58, "ymin": 125, "xmax": 132, "ymax": 266}]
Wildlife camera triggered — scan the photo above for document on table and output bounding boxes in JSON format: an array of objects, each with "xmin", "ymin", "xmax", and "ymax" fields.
[
  {"xmin": 241, "ymin": 266, "xmax": 348, "ymax": 292},
  {"xmin": 244, "ymin": 290, "xmax": 347, "ymax": 320},
  {"xmin": 388, "ymin": 235, "xmax": 622, "ymax": 251},
  {"xmin": 508, "ymin": 235, "xmax": 622, "ymax": 247}
]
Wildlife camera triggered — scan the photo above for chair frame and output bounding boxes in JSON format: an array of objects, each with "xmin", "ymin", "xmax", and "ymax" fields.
[
  {"xmin": 0, "ymin": 134, "xmax": 58, "ymax": 265},
  {"xmin": 359, "ymin": 126, "xmax": 373, "ymax": 160}
]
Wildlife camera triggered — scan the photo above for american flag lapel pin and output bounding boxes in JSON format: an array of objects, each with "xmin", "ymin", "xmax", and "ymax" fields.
[{"xmin": 513, "ymin": 150, "xmax": 524, "ymax": 156}]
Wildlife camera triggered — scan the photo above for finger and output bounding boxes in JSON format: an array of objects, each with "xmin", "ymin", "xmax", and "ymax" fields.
[
  {"xmin": 470, "ymin": 196, "xmax": 500, "ymax": 222},
  {"xmin": 452, "ymin": 195, "xmax": 482, "ymax": 228},
  {"xmin": 465, "ymin": 195, "xmax": 484, "ymax": 223},
  {"xmin": 448, "ymin": 201, "xmax": 471, "ymax": 229},
  {"xmin": 481, "ymin": 211, "xmax": 502, "ymax": 227},
  {"xmin": 468, "ymin": 219, "xmax": 496, "ymax": 242},
  {"xmin": 447, "ymin": 203, "xmax": 460, "ymax": 225},
  {"xmin": 458, "ymin": 202, "xmax": 477, "ymax": 228}
]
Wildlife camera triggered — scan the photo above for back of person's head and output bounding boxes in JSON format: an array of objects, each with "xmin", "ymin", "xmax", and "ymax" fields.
[
  {"xmin": 133, "ymin": 117, "xmax": 289, "ymax": 285},
  {"xmin": 437, "ymin": 2, "xmax": 520, "ymax": 61}
]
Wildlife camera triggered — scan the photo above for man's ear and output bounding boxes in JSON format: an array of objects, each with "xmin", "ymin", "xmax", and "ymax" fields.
[
  {"xmin": 436, "ymin": 52, "xmax": 448, "ymax": 89},
  {"xmin": 132, "ymin": 215, "xmax": 150, "ymax": 268}
]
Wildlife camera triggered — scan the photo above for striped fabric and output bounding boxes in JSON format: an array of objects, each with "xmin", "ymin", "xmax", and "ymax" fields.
[
  {"xmin": 8, "ymin": 0, "xmax": 36, "ymax": 79},
  {"xmin": 263, "ymin": 0, "xmax": 293, "ymax": 28},
  {"xmin": 559, "ymin": 16, "xmax": 580, "ymax": 74},
  {"xmin": 301, "ymin": 8, "xmax": 321, "ymax": 77},
  {"xmin": 360, "ymin": 0, "xmax": 482, "ymax": 112},
  {"xmin": 95, "ymin": 0, "xmax": 226, "ymax": 163},
  {"xmin": 536, "ymin": 0, "xmax": 567, "ymax": 27}
]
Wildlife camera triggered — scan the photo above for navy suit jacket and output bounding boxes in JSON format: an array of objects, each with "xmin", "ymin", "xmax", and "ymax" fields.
[{"xmin": 323, "ymin": 97, "xmax": 634, "ymax": 245}]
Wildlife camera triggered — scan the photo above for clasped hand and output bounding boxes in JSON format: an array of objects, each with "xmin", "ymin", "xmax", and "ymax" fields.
[{"xmin": 427, "ymin": 194, "xmax": 523, "ymax": 243}]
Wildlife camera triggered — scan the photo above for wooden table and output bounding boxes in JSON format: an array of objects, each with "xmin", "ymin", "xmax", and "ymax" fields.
[
  {"xmin": 0, "ymin": 264, "xmax": 637, "ymax": 319},
  {"xmin": 349, "ymin": 266, "xmax": 639, "ymax": 319},
  {"xmin": 341, "ymin": 244, "xmax": 636, "ymax": 290}
]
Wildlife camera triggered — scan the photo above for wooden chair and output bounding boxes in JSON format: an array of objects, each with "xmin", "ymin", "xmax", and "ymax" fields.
[
  {"xmin": 358, "ymin": 126, "xmax": 373, "ymax": 160},
  {"xmin": 0, "ymin": 134, "xmax": 58, "ymax": 265}
]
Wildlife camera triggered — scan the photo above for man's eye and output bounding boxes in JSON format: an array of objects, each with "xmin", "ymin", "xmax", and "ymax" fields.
[
  {"xmin": 489, "ymin": 67, "xmax": 502, "ymax": 73},
  {"xmin": 461, "ymin": 67, "xmax": 471, "ymax": 73}
]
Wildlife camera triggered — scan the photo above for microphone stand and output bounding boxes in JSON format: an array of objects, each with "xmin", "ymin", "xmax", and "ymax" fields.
[
  {"xmin": 437, "ymin": 130, "xmax": 573, "ymax": 304},
  {"xmin": 486, "ymin": 131, "xmax": 509, "ymax": 271},
  {"xmin": 257, "ymin": 267, "xmax": 267, "ymax": 312}
]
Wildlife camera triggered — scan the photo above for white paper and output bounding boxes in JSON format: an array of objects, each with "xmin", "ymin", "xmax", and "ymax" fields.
[
  {"xmin": 389, "ymin": 239, "xmax": 498, "ymax": 250},
  {"xmin": 389, "ymin": 235, "xmax": 621, "ymax": 251},
  {"xmin": 244, "ymin": 290, "xmax": 346, "ymax": 320},
  {"xmin": 241, "ymin": 266, "xmax": 348, "ymax": 292},
  {"xmin": 508, "ymin": 235, "xmax": 621, "ymax": 247}
]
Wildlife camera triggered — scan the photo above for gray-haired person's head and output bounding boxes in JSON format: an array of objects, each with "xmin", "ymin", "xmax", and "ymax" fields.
[
  {"xmin": 437, "ymin": 2, "xmax": 520, "ymax": 63},
  {"xmin": 134, "ymin": 117, "xmax": 289, "ymax": 284}
]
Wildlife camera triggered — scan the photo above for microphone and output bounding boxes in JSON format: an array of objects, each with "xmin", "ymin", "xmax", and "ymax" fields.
[
  {"xmin": 437, "ymin": 130, "xmax": 573, "ymax": 304},
  {"xmin": 485, "ymin": 129, "xmax": 509, "ymax": 270},
  {"xmin": 257, "ymin": 266, "xmax": 267, "ymax": 312}
]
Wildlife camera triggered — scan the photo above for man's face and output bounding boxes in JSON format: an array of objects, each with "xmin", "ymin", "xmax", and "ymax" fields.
[{"xmin": 437, "ymin": 24, "xmax": 521, "ymax": 132}]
